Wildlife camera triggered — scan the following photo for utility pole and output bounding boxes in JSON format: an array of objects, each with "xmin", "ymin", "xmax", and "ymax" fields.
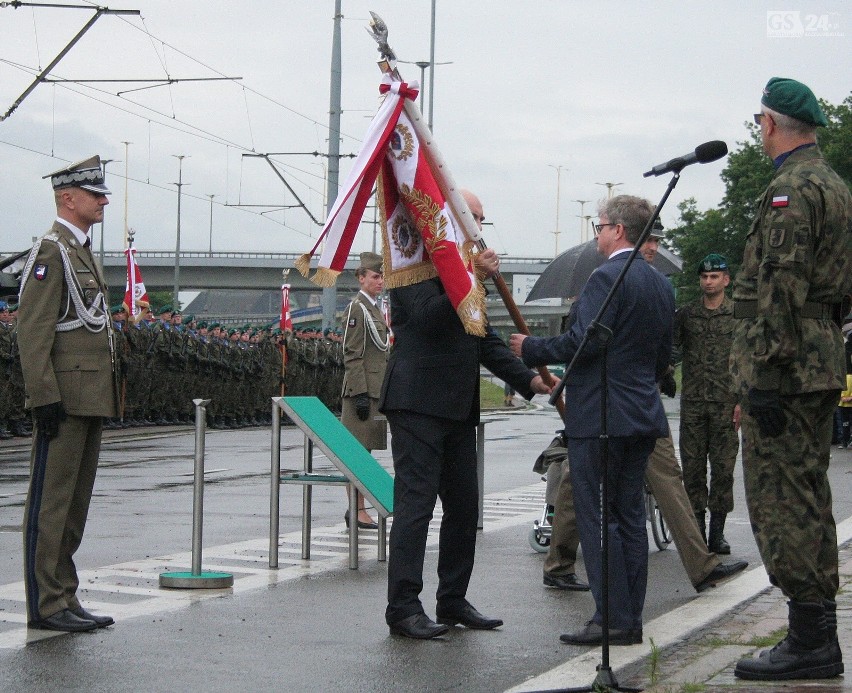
[
  {"xmin": 122, "ymin": 141, "xmax": 131, "ymax": 248},
  {"xmin": 547, "ymin": 165, "xmax": 568, "ymax": 256},
  {"xmin": 575, "ymin": 199, "xmax": 590, "ymax": 243},
  {"xmin": 172, "ymin": 155, "xmax": 188, "ymax": 307},
  {"xmin": 207, "ymin": 194, "xmax": 215, "ymax": 256},
  {"xmin": 428, "ymin": 0, "xmax": 437, "ymax": 129},
  {"xmin": 321, "ymin": 0, "xmax": 343, "ymax": 331},
  {"xmin": 98, "ymin": 158, "xmax": 116, "ymax": 270}
]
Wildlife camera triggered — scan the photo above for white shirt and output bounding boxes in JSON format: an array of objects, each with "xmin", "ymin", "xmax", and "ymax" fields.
[{"xmin": 55, "ymin": 217, "xmax": 90, "ymax": 247}]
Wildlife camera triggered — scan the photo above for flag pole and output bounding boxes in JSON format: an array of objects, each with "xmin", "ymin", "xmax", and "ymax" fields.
[{"xmin": 368, "ymin": 13, "xmax": 563, "ymax": 411}]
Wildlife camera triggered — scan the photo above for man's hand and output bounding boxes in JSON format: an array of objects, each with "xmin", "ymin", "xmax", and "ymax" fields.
[
  {"xmin": 33, "ymin": 402, "xmax": 67, "ymax": 439},
  {"xmin": 508, "ymin": 333, "xmax": 526, "ymax": 358},
  {"xmin": 747, "ymin": 388, "xmax": 785, "ymax": 437},
  {"xmin": 529, "ymin": 375, "xmax": 552, "ymax": 395},
  {"xmin": 474, "ymin": 248, "xmax": 500, "ymax": 279},
  {"xmin": 659, "ymin": 370, "xmax": 677, "ymax": 398},
  {"xmin": 354, "ymin": 393, "xmax": 371, "ymax": 421}
]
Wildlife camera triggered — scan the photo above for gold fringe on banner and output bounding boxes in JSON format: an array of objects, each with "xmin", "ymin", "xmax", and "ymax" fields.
[
  {"xmin": 457, "ymin": 282, "xmax": 488, "ymax": 337},
  {"xmin": 311, "ymin": 266, "xmax": 340, "ymax": 288},
  {"xmin": 294, "ymin": 254, "xmax": 312, "ymax": 279}
]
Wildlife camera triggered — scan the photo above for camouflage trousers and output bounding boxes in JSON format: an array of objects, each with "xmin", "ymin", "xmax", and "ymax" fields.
[
  {"xmin": 679, "ymin": 400, "xmax": 740, "ymax": 514},
  {"xmin": 742, "ymin": 389, "xmax": 839, "ymax": 603}
]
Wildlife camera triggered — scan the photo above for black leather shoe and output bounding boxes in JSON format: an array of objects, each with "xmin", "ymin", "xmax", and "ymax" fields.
[
  {"xmin": 695, "ymin": 560, "xmax": 749, "ymax": 593},
  {"xmin": 389, "ymin": 613, "xmax": 449, "ymax": 639},
  {"xmin": 344, "ymin": 509, "xmax": 379, "ymax": 530},
  {"xmin": 29, "ymin": 609, "xmax": 97, "ymax": 632},
  {"xmin": 436, "ymin": 603, "xmax": 503, "ymax": 630},
  {"xmin": 543, "ymin": 572, "xmax": 590, "ymax": 591},
  {"xmin": 69, "ymin": 606, "xmax": 114, "ymax": 628},
  {"xmin": 559, "ymin": 621, "xmax": 642, "ymax": 646}
]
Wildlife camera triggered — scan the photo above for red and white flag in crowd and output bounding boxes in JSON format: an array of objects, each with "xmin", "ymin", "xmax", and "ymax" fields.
[
  {"xmin": 280, "ymin": 284, "xmax": 293, "ymax": 332},
  {"xmin": 123, "ymin": 247, "xmax": 149, "ymax": 317},
  {"xmin": 296, "ymin": 74, "xmax": 486, "ymax": 336}
]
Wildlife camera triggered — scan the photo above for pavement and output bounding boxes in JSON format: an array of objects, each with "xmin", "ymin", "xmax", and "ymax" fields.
[{"xmin": 0, "ymin": 397, "xmax": 850, "ymax": 692}]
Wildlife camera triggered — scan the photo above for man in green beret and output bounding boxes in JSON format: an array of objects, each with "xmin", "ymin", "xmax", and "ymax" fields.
[
  {"xmin": 734, "ymin": 78, "xmax": 851, "ymax": 681},
  {"xmin": 674, "ymin": 253, "xmax": 740, "ymax": 555}
]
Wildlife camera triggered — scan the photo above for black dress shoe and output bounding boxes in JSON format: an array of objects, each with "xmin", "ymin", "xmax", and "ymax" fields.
[
  {"xmin": 69, "ymin": 606, "xmax": 114, "ymax": 627},
  {"xmin": 436, "ymin": 603, "xmax": 503, "ymax": 630},
  {"xmin": 343, "ymin": 509, "xmax": 379, "ymax": 530},
  {"xmin": 543, "ymin": 572, "xmax": 590, "ymax": 591},
  {"xmin": 559, "ymin": 621, "xmax": 642, "ymax": 646},
  {"xmin": 695, "ymin": 559, "xmax": 749, "ymax": 593},
  {"xmin": 388, "ymin": 613, "xmax": 449, "ymax": 639},
  {"xmin": 29, "ymin": 609, "xmax": 98, "ymax": 632}
]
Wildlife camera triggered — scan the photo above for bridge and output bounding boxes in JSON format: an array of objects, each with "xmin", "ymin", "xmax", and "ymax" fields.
[{"xmin": 2, "ymin": 249, "xmax": 569, "ymax": 334}]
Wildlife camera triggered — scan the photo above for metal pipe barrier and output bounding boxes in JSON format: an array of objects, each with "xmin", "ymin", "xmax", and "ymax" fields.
[{"xmin": 159, "ymin": 399, "xmax": 234, "ymax": 589}]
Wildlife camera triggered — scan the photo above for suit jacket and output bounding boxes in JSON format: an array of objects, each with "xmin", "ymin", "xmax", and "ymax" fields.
[
  {"xmin": 16, "ymin": 222, "xmax": 118, "ymax": 417},
  {"xmin": 341, "ymin": 292, "xmax": 389, "ymax": 399},
  {"xmin": 522, "ymin": 252, "xmax": 673, "ymax": 439},
  {"xmin": 380, "ymin": 277, "xmax": 536, "ymax": 424}
]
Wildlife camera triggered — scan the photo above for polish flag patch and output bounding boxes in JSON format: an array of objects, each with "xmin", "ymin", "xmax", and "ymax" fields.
[
  {"xmin": 34, "ymin": 264, "xmax": 48, "ymax": 280},
  {"xmin": 771, "ymin": 195, "xmax": 789, "ymax": 208}
]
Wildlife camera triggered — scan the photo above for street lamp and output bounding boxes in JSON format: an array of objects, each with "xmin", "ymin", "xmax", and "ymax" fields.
[
  {"xmin": 172, "ymin": 155, "xmax": 189, "ymax": 307},
  {"xmin": 121, "ymin": 141, "xmax": 132, "ymax": 249},
  {"xmin": 207, "ymin": 194, "xmax": 215, "ymax": 256},
  {"xmin": 547, "ymin": 164, "xmax": 569, "ymax": 257},
  {"xmin": 576, "ymin": 215, "xmax": 592, "ymax": 243},
  {"xmin": 595, "ymin": 181, "xmax": 623, "ymax": 199},
  {"xmin": 575, "ymin": 199, "xmax": 590, "ymax": 243},
  {"xmin": 399, "ymin": 59, "xmax": 453, "ymax": 125}
]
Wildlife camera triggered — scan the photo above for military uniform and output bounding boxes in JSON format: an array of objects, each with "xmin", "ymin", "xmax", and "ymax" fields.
[
  {"xmin": 732, "ymin": 78, "xmax": 850, "ymax": 683},
  {"xmin": 675, "ymin": 290, "xmax": 739, "ymax": 538},
  {"xmin": 340, "ymin": 291, "xmax": 389, "ymax": 450},
  {"xmin": 18, "ymin": 156, "xmax": 119, "ymax": 629}
]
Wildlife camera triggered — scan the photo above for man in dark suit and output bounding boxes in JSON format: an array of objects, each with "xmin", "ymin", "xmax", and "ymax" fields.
[
  {"xmin": 510, "ymin": 195, "xmax": 674, "ymax": 646},
  {"xmin": 18, "ymin": 156, "xmax": 119, "ymax": 632},
  {"xmin": 380, "ymin": 189, "xmax": 551, "ymax": 639}
]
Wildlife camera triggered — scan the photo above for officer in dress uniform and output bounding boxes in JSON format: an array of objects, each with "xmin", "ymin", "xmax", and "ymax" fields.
[
  {"xmin": 17, "ymin": 156, "xmax": 119, "ymax": 632},
  {"xmin": 340, "ymin": 252, "xmax": 389, "ymax": 529}
]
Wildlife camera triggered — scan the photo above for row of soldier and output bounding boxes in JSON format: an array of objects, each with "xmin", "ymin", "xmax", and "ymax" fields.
[{"xmin": 0, "ymin": 299, "xmax": 346, "ymax": 437}]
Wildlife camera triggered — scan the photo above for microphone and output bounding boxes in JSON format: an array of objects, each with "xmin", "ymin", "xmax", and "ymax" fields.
[{"xmin": 643, "ymin": 140, "xmax": 728, "ymax": 177}]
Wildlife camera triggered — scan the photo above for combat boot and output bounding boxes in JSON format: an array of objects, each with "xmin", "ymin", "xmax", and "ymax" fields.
[
  {"xmin": 708, "ymin": 512, "xmax": 731, "ymax": 554},
  {"xmin": 823, "ymin": 599, "xmax": 843, "ymax": 670},
  {"xmin": 735, "ymin": 600, "xmax": 843, "ymax": 680},
  {"xmin": 695, "ymin": 511, "xmax": 707, "ymax": 545}
]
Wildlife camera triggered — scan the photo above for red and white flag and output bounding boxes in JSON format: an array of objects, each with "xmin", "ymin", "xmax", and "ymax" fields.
[
  {"xmin": 123, "ymin": 247, "xmax": 149, "ymax": 318},
  {"xmin": 280, "ymin": 284, "xmax": 293, "ymax": 332},
  {"xmin": 297, "ymin": 74, "xmax": 486, "ymax": 336}
]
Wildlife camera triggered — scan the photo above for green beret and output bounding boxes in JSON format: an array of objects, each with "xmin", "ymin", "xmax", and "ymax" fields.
[
  {"xmin": 183, "ymin": 314, "xmax": 194, "ymax": 323},
  {"xmin": 209, "ymin": 322, "xmax": 220, "ymax": 329},
  {"xmin": 761, "ymin": 77, "xmax": 828, "ymax": 127},
  {"xmin": 110, "ymin": 304, "xmax": 125, "ymax": 315},
  {"xmin": 228, "ymin": 327, "xmax": 239, "ymax": 336},
  {"xmin": 157, "ymin": 304, "xmax": 173, "ymax": 314},
  {"xmin": 197, "ymin": 320, "xmax": 208, "ymax": 329},
  {"xmin": 698, "ymin": 253, "xmax": 729, "ymax": 274}
]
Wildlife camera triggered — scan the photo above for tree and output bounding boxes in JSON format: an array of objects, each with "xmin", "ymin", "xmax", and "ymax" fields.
[{"xmin": 668, "ymin": 92, "xmax": 851, "ymax": 307}]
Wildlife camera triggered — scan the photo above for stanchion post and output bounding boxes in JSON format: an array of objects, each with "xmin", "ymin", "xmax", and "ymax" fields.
[
  {"xmin": 270, "ymin": 397, "xmax": 283, "ymax": 568},
  {"xmin": 159, "ymin": 398, "xmax": 234, "ymax": 589}
]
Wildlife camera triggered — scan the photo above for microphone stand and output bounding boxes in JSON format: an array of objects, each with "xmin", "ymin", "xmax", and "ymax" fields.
[{"xmin": 540, "ymin": 172, "xmax": 681, "ymax": 693}]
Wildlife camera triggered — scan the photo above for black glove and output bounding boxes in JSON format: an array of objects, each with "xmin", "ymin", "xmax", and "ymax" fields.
[
  {"xmin": 659, "ymin": 371, "xmax": 677, "ymax": 398},
  {"xmin": 747, "ymin": 387, "xmax": 785, "ymax": 437},
  {"xmin": 354, "ymin": 393, "xmax": 371, "ymax": 421},
  {"xmin": 33, "ymin": 402, "xmax": 67, "ymax": 439}
]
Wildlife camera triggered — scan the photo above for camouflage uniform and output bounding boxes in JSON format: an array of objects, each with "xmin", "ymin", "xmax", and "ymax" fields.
[
  {"xmin": 675, "ymin": 295, "xmax": 739, "ymax": 515},
  {"xmin": 731, "ymin": 145, "xmax": 852, "ymax": 603}
]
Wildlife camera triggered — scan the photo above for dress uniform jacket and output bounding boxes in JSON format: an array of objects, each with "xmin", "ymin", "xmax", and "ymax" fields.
[{"xmin": 340, "ymin": 291, "xmax": 389, "ymax": 450}]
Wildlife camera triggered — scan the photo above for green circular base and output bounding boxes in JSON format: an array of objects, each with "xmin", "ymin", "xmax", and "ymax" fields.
[{"xmin": 159, "ymin": 571, "xmax": 234, "ymax": 589}]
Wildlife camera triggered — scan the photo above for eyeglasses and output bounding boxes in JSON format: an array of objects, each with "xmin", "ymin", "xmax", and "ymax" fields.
[
  {"xmin": 593, "ymin": 222, "xmax": 617, "ymax": 236},
  {"xmin": 754, "ymin": 112, "xmax": 766, "ymax": 125}
]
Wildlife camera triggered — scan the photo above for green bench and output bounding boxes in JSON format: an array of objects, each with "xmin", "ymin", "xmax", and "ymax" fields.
[{"xmin": 269, "ymin": 396, "xmax": 394, "ymax": 570}]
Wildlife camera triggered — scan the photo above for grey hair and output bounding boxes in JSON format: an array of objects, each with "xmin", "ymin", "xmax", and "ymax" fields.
[
  {"xmin": 598, "ymin": 195, "xmax": 655, "ymax": 244},
  {"xmin": 763, "ymin": 106, "xmax": 818, "ymax": 138}
]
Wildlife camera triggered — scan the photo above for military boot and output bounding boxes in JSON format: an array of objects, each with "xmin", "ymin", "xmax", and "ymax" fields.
[
  {"xmin": 695, "ymin": 511, "xmax": 707, "ymax": 545},
  {"xmin": 735, "ymin": 600, "xmax": 843, "ymax": 680},
  {"xmin": 708, "ymin": 512, "xmax": 731, "ymax": 554},
  {"xmin": 823, "ymin": 599, "xmax": 843, "ymax": 669}
]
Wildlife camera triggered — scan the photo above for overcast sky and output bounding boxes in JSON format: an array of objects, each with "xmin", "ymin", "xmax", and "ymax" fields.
[{"xmin": 0, "ymin": 1, "xmax": 848, "ymax": 260}]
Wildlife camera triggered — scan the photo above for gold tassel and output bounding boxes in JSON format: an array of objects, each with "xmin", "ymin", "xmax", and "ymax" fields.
[
  {"xmin": 312, "ymin": 267, "xmax": 340, "ymax": 288},
  {"xmin": 295, "ymin": 254, "xmax": 312, "ymax": 278},
  {"xmin": 383, "ymin": 262, "xmax": 438, "ymax": 289},
  {"xmin": 457, "ymin": 283, "xmax": 488, "ymax": 337}
]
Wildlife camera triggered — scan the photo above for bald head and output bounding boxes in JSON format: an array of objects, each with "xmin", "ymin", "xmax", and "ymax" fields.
[{"xmin": 460, "ymin": 189, "xmax": 484, "ymax": 231}]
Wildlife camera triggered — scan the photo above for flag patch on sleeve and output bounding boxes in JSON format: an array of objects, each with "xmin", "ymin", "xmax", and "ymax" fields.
[
  {"xmin": 34, "ymin": 264, "xmax": 48, "ymax": 280},
  {"xmin": 771, "ymin": 195, "xmax": 789, "ymax": 208}
]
